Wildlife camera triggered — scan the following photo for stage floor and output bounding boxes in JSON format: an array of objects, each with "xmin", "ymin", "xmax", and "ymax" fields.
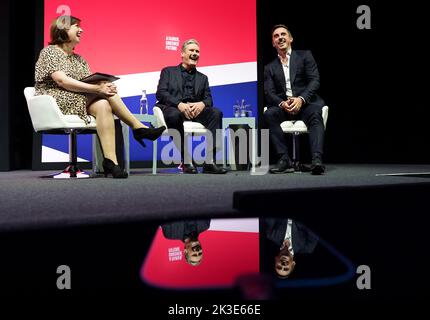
[{"xmin": 1, "ymin": 163, "xmax": 430, "ymax": 232}]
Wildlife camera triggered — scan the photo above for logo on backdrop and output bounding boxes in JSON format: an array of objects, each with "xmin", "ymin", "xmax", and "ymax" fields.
[
  {"xmin": 166, "ymin": 36, "xmax": 180, "ymax": 51},
  {"xmin": 168, "ymin": 247, "xmax": 183, "ymax": 262}
]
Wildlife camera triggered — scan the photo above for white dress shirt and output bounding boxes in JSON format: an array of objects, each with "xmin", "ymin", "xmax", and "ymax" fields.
[
  {"xmin": 278, "ymin": 48, "xmax": 306, "ymax": 107},
  {"xmin": 279, "ymin": 48, "xmax": 293, "ymax": 98},
  {"xmin": 282, "ymin": 218, "xmax": 294, "ymax": 256}
]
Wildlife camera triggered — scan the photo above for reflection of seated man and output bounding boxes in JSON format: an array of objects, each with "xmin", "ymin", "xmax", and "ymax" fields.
[
  {"xmin": 155, "ymin": 39, "xmax": 227, "ymax": 174},
  {"xmin": 275, "ymin": 239, "xmax": 295, "ymax": 278},
  {"xmin": 161, "ymin": 219, "xmax": 210, "ymax": 266},
  {"xmin": 264, "ymin": 218, "xmax": 319, "ymax": 278}
]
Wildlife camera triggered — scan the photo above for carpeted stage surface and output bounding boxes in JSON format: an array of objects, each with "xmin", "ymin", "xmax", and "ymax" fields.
[{"xmin": 1, "ymin": 163, "xmax": 430, "ymax": 231}]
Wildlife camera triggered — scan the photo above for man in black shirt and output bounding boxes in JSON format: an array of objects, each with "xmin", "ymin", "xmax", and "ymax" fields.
[
  {"xmin": 161, "ymin": 219, "xmax": 211, "ymax": 266},
  {"xmin": 155, "ymin": 39, "xmax": 227, "ymax": 174}
]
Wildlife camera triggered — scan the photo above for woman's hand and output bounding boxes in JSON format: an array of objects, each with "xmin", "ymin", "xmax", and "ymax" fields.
[{"xmin": 97, "ymin": 81, "xmax": 117, "ymax": 97}]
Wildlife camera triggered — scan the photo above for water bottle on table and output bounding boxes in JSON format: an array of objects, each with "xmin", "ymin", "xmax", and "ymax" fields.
[
  {"xmin": 233, "ymin": 101, "xmax": 240, "ymax": 118},
  {"xmin": 245, "ymin": 104, "xmax": 252, "ymax": 117},
  {"xmin": 140, "ymin": 89, "xmax": 148, "ymax": 114},
  {"xmin": 240, "ymin": 99, "xmax": 247, "ymax": 117}
]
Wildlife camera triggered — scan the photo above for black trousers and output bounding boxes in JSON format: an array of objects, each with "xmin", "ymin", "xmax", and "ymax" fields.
[
  {"xmin": 263, "ymin": 102, "xmax": 325, "ymax": 158},
  {"xmin": 159, "ymin": 105, "xmax": 223, "ymax": 162}
]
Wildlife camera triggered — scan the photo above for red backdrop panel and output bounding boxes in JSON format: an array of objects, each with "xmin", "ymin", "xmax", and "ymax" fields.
[{"xmin": 44, "ymin": 0, "xmax": 256, "ymax": 74}]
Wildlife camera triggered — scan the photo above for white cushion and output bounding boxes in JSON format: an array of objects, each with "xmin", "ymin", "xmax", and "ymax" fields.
[
  {"xmin": 24, "ymin": 87, "xmax": 97, "ymax": 132},
  {"xmin": 281, "ymin": 120, "xmax": 309, "ymax": 133},
  {"xmin": 62, "ymin": 115, "xmax": 97, "ymax": 127},
  {"xmin": 277, "ymin": 105, "xmax": 329, "ymax": 134},
  {"xmin": 184, "ymin": 121, "xmax": 206, "ymax": 130},
  {"xmin": 153, "ymin": 106, "xmax": 209, "ymax": 135}
]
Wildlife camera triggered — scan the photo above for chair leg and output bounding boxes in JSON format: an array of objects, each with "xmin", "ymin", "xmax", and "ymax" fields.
[
  {"xmin": 152, "ymin": 139, "xmax": 157, "ymax": 174},
  {"xmin": 54, "ymin": 129, "xmax": 89, "ymax": 178},
  {"xmin": 292, "ymin": 133, "xmax": 300, "ymax": 170},
  {"xmin": 184, "ymin": 131, "xmax": 192, "ymax": 164},
  {"xmin": 67, "ymin": 129, "xmax": 79, "ymax": 177},
  {"xmin": 291, "ymin": 133, "xmax": 312, "ymax": 172}
]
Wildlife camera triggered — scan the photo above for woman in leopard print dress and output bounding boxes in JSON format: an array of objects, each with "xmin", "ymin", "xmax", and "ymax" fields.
[{"xmin": 35, "ymin": 16, "xmax": 165, "ymax": 178}]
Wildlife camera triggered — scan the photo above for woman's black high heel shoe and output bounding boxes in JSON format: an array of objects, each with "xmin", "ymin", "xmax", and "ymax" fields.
[
  {"xmin": 132, "ymin": 126, "xmax": 166, "ymax": 148},
  {"xmin": 102, "ymin": 158, "xmax": 128, "ymax": 178}
]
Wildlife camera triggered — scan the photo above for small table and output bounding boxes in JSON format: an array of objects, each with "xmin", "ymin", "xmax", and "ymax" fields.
[
  {"xmin": 222, "ymin": 117, "xmax": 257, "ymax": 172},
  {"xmin": 124, "ymin": 114, "xmax": 158, "ymax": 175}
]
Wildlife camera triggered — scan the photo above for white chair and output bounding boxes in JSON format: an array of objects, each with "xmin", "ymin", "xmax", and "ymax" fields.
[
  {"xmin": 265, "ymin": 105, "xmax": 329, "ymax": 169},
  {"xmin": 153, "ymin": 106, "xmax": 209, "ymax": 135},
  {"xmin": 153, "ymin": 106, "xmax": 210, "ymax": 167},
  {"xmin": 24, "ymin": 87, "xmax": 128, "ymax": 178}
]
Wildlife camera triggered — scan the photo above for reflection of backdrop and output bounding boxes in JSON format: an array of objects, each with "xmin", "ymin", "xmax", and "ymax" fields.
[
  {"xmin": 141, "ymin": 218, "xmax": 259, "ymax": 289},
  {"xmin": 39, "ymin": 0, "xmax": 257, "ymax": 165}
]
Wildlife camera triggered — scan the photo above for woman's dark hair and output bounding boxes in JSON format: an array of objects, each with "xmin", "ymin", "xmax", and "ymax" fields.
[{"xmin": 49, "ymin": 15, "xmax": 81, "ymax": 45}]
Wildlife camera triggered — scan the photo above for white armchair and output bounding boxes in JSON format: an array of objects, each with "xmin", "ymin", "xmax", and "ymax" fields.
[
  {"xmin": 24, "ymin": 87, "xmax": 128, "ymax": 178},
  {"xmin": 153, "ymin": 106, "xmax": 209, "ymax": 135},
  {"xmin": 152, "ymin": 106, "xmax": 210, "ymax": 169},
  {"xmin": 264, "ymin": 105, "xmax": 329, "ymax": 170}
]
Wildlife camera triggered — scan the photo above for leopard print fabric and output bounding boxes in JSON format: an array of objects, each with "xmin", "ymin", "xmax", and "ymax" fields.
[{"xmin": 35, "ymin": 45, "xmax": 92, "ymax": 123}]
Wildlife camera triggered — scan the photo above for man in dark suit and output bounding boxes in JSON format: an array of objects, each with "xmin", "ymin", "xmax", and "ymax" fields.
[
  {"xmin": 264, "ymin": 218, "xmax": 319, "ymax": 278},
  {"xmin": 155, "ymin": 39, "xmax": 227, "ymax": 174},
  {"xmin": 264, "ymin": 25, "xmax": 326, "ymax": 175},
  {"xmin": 161, "ymin": 219, "xmax": 211, "ymax": 266}
]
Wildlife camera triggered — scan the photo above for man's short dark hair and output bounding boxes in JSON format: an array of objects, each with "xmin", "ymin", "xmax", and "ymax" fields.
[{"xmin": 271, "ymin": 24, "xmax": 292, "ymax": 38}]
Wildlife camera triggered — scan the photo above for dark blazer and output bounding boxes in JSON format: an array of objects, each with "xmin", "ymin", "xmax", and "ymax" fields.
[
  {"xmin": 155, "ymin": 64, "xmax": 213, "ymax": 109},
  {"xmin": 264, "ymin": 218, "xmax": 319, "ymax": 254},
  {"xmin": 264, "ymin": 50, "xmax": 324, "ymax": 107},
  {"xmin": 162, "ymin": 220, "xmax": 211, "ymax": 241}
]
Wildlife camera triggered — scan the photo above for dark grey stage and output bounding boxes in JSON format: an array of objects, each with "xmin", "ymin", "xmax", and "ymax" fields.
[{"xmin": 1, "ymin": 163, "xmax": 430, "ymax": 232}]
